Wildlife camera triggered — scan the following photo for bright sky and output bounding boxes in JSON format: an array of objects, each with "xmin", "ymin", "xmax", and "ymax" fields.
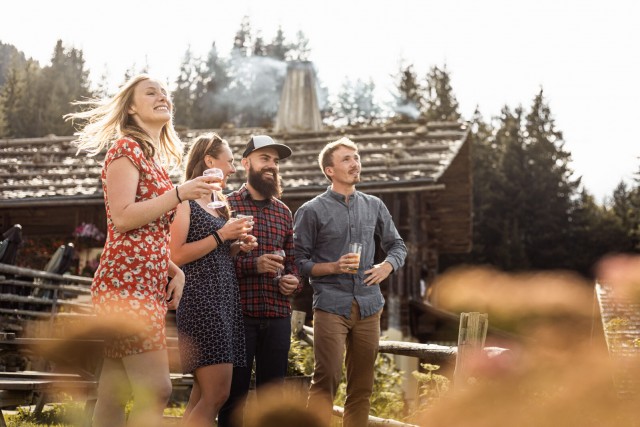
[{"xmin": 2, "ymin": 0, "xmax": 638, "ymax": 202}]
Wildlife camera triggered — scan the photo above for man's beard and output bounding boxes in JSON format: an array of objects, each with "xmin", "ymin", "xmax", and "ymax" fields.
[{"xmin": 248, "ymin": 165, "xmax": 282, "ymax": 199}]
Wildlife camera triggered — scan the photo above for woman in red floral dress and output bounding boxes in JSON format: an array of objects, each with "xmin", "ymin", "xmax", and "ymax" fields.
[{"xmin": 66, "ymin": 74, "xmax": 219, "ymax": 427}]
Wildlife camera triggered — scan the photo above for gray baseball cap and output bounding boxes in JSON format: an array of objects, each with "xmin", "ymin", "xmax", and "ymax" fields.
[{"xmin": 242, "ymin": 135, "xmax": 292, "ymax": 159}]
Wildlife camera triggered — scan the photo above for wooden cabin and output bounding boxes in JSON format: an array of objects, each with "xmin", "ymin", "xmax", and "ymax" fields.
[{"xmin": 1, "ymin": 120, "xmax": 472, "ymax": 341}]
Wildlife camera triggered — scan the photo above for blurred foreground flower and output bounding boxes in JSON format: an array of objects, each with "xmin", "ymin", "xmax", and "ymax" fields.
[{"xmin": 409, "ymin": 265, "xmax": 640, "ymax": 427}]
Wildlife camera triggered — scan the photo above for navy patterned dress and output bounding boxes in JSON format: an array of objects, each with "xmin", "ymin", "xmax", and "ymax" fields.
[{"xmin": 176, "ymin": 201, "xmax": 246, "ymax": 374}]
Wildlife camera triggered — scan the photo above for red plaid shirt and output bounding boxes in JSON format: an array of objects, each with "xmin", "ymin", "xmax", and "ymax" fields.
[{"xmin": 227, "ymin": 185, "xmax": 301, "ymax": 318}]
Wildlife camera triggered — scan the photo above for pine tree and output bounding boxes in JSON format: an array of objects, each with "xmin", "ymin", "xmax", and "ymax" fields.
[
  {"xmin": 493, "ymin": 105, "xmax": 530, "ymax": 270},
  {"xmin": 0, "ymin": 58, "xmax": 23, "ymax": 136},
  {"xmin": 266, "ymin": 26, "xmax": 289, "ymax": 60},
  {"xmin": 335, "ymin": 79, "xmax": 356, "ymax": 126},
  {"xmin": 232, "ymin": 16, "xmax": 252, "ymax": 58},
  {"xmin": 610, "ymin": 181, "xmax": 639, "ymax": 247},
  {"xmin": 253, "ymin": 33, "xmax": 267, "ymax": 57},
  {"xmin": 0, "ymin": 41, "xmax": 26, "ymax": 87},
  {"xmin": 393, "ymin": 64, "xmax": 422, "ymax": 122},
  {"xmin": 334, "ymin": 78, "xmax": 380, "ymax": 126},
  {"xmin": 0, "ymin": 58, "xmax": 41, "ymax": 137},
  {"xmin": 289, "ymin": 31, "xmax": 311, "ymax": 61},
  {"xmin": 422, "ymin": 65, "xmax": 461, "ymax": 122},
  {"xmin": 38, "ymin": 41, "xmax": 92, "ymax": 136},
  {"xmin": 0, "ymin": 46, "xmax": 27, "ymax": 135},
  {"xmin": 569, "ymin": 190, "xmax": 629, "ymax": 277},
  {"xmin": 192, "ymin": 42, "xmax": 231, "ymax": 128},
  {"xmin": 1, "ymin": 41, "xmax": 91, "ymax": 137},
  {"xmin": 94, "ymin": 65, "xmax": 112, "ymax": 98},
  {"xmin": 522, "ymin": 89, "xmax": 580, "ymax": 269},
  {"xmin": 172, "ymin": 47, "xmax": 197, "ymax": 128},
  {"xmin": 467, "ymin": 108, "xmax": 502, "ymax": 264},
  {"xmin": 611, "ymin": 168, "xmax": 640, "ymax": 250}
]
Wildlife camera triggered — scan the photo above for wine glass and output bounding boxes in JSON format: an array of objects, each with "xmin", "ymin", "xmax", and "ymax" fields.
[
  {"xmin": 236, "ymin": 214, "xmax": 254, "ymax": 228},
  {"xmin": 273, "ymin": 249, "xmax": 286, "ymax": 284},
  {"xmin": 203, "ymin": 168, "xmax": 226, "ymax": 209}
]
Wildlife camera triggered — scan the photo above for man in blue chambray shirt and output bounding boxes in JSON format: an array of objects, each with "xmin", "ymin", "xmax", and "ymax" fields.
[{"xmin": 293, "ymin": 137, "xmax": 407, "ymax": 427}]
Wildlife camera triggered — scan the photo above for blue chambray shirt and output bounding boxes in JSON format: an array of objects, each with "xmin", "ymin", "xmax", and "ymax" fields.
[{"xmin": 293, "ymin": 187, "xmax": 407, "ymax": 319}]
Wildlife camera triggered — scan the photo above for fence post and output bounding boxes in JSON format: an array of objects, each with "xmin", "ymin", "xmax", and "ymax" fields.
[
  {"xmin": 454, "ymin": 312, "xmax": 488, "ymax": 390},
  {"xmin": 291, "ymin": 310, "xmax": 306, "ymax": 338}
]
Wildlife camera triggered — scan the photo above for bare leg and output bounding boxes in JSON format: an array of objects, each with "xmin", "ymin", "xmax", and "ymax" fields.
[
  {"xmin": 183, "ymin": 363, "xmax": 233, "ymax": 427},
  {"xmin": 122, "ymin": 350, "xmax": 173, "ymax": 427},
  {"xmin": 92, "ymin": 357, "xmax": 132, "ymax": 427},
  {"xmin": 181, "ymin": 379, "xmax": 201, "ymax": 425}
]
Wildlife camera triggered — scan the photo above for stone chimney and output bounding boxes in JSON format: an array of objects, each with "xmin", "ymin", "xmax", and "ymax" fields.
[{"xmin": 275, "ymin": 61, "xmax": 323, "ymax": 133}]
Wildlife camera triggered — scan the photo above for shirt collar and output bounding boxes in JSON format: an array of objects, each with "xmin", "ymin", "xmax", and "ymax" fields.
[
  {"xmin": 239, "ymin": 184, "xmax": 273, "ymax": 205},
  {"xmin": 325, "ymin": 186, "xmax": 357, "ymax": 203},
  {"xmin": 238, "ymin": 184, "xmax": 252, "ymax": 200}
]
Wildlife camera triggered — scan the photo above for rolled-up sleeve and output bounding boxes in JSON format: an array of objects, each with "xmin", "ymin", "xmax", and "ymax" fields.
[
  {"xmin": 293, "ymin": 204, "xmax": 317, "ymax": 278},
  {"xmin": 234, "ymin": 253, "xmax": 258, "ymax": 278}
]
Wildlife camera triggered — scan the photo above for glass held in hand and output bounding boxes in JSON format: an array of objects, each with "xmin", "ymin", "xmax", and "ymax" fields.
[
  {"xmin": 229, "ymin": 214, "xmax": 253, "ymax": 239},
  {"xmin": 203, "ymin": 168, "xmax": 226, "ymax": 209},
  {"xmin": 347, "ymin": 242, "xmax": 362, "ymax": 273},
  {"xmin": 236, "ymin": 214, "xmax": 254, "ymax": 228},
  {"xmin": 273, "ymin": 249, "xmax": 286, "ymax": 284}
]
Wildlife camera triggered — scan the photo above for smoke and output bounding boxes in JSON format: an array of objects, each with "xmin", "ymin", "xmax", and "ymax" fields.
[
  {"xmin": 214, "ymin": 55, "xmax": 287, "ymax": 126},
  {"xmin": 394, "ymin": 102, "xmax": 420, "ymax": 120}
]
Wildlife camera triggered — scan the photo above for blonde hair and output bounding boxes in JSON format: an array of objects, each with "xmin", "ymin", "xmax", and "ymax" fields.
[
  {"xmin": 318, "ymin": 136, "xmax": 358, "ymax": 181},
  {"xmin": 64, "ymin": 74, "xmax": 183, "ymax": 165}
]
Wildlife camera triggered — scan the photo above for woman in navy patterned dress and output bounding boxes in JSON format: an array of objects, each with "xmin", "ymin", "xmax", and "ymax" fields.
[{"xmin": 170, "ymin": 133, "xmax": 257, "ymax": 426}]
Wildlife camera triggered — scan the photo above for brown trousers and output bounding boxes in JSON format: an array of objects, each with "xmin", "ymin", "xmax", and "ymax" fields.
[{"xmin": 307, "ymin": 300, "xmax": 381, "ymax": 427}]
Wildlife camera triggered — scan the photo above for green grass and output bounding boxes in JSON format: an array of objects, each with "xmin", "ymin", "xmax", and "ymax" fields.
[{"xmin": 5, "ymin": 401, "xmax": 186, "ymax": 426}]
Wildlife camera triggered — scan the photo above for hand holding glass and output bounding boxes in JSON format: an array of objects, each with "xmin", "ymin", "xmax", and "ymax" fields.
[
  {"xmin": 273, "ymin": 249, "xmax": 286, "ymax": 283},
  {"xmin": 203, "ymin": 168, "xmax": 225, "ymax": 209},
  {"xmin": 347, "ymin": 242, "xmax": 362, "ymax": 273},
  {"xmin": 236, "ymin": 214, "xmax": 254, "ymax": 228}
]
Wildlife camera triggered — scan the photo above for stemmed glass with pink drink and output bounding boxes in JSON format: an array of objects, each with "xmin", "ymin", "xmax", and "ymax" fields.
[{"xmin": 203, "ymin": 168, "xmax": 226, "ymax": 209}]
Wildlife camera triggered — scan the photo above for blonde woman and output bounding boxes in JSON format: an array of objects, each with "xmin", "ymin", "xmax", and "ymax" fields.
[{"xmin": 66, "ymin": 74, "xmax": 218, "ymax": 427}]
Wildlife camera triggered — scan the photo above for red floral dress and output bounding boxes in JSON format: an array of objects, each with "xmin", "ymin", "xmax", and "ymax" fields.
[{"xmin": 92, "ymin": 137, "xmax": 176, "ymax": 358}]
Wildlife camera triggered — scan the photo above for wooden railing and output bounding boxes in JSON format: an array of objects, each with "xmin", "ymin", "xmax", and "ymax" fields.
[{"xmin": 0, "ymin": 263, "xmax": 92, "ymax": 324}]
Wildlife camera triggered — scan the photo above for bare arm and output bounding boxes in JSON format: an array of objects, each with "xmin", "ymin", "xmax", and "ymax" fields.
[
  {"xmin": 169, "ymin": 202, "xmax": 218, "ymax": 266},
  {"xmin": 170, "ymin": 206, "xmax": 253, "ymax": 267},
  {"xmin": 166, "ymin": 260, "xmax": 184, "ymax": 310},
  {"xmin": 106, "ymin": 157, "xmax": 220, "ymax": 233}
]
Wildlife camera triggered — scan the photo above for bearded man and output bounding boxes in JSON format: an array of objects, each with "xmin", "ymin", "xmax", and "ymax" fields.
[{"xmin": 219, "ymin": 135, "xmax": 301, "ymax": 427}]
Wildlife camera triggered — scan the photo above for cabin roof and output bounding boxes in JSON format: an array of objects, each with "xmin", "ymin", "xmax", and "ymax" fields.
[
  {"xmin": 595, "ymin": 282, "xmax": 640, "ymax": 399},
  {"xmin": 0, "ymin": 121, "xmax": 469, "ymax": 207}
]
